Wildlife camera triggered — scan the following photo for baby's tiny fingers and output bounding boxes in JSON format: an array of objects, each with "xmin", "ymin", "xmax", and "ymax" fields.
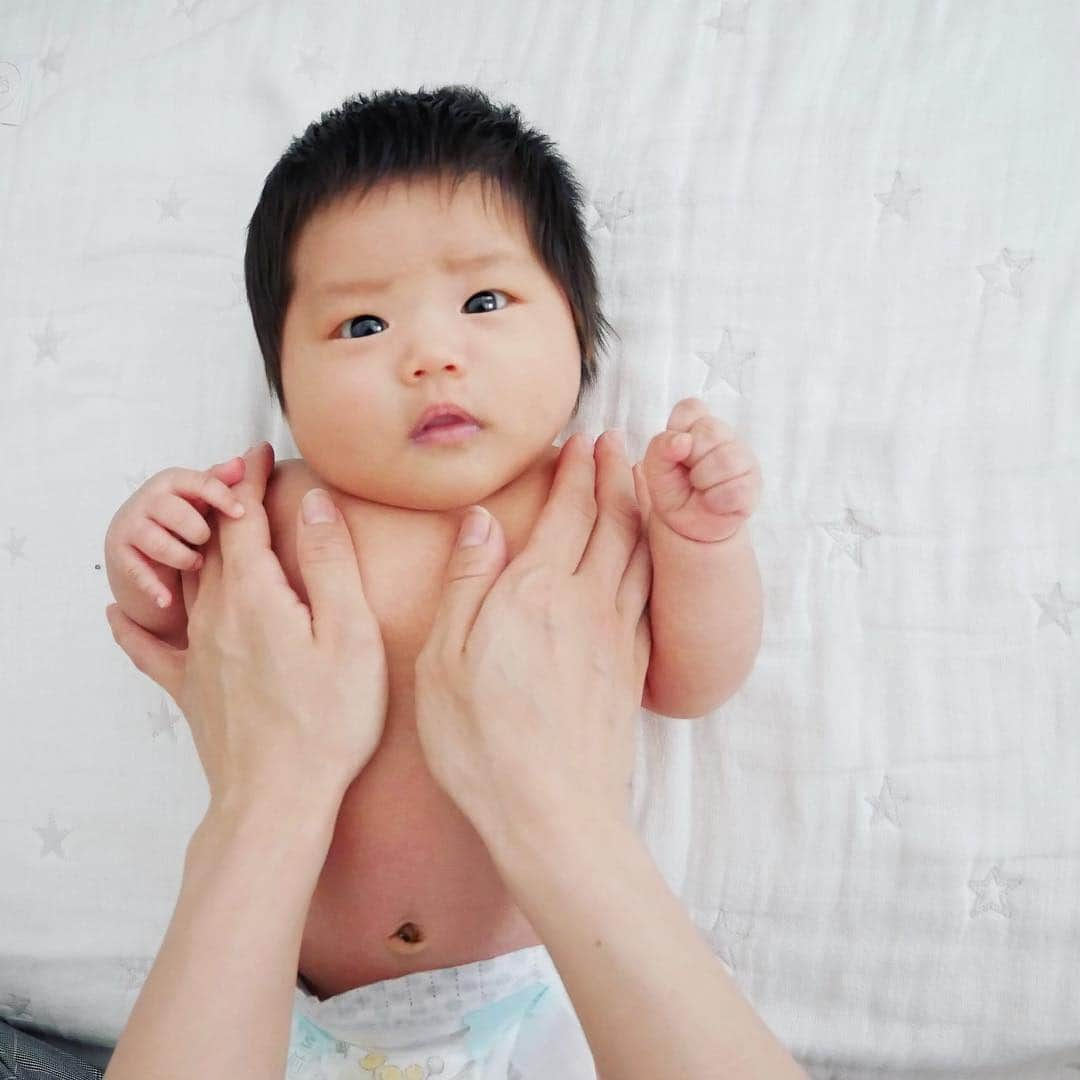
[
  {"xmin": 173, "ymin": 469, "xmax": 246, "ymax": 519},
  {"xmin": 119, "ymin": 546, "xmax": 183, "ymax": 608},
  {"xmin": 132, "ymin": 518, "xmax": 205, "ymax": 572}
]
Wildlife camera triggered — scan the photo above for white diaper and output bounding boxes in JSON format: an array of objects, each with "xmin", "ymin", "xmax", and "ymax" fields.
[{"xmin": 288, "ymin": 943, "xmax": 597, "ymax": 1079}]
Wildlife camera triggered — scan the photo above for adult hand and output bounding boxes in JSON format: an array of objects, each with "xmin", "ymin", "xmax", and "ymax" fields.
[
  {"xmin": 413, "ymin": 430, "xmax": 653, "ymax": 851},
  {"xmin": 105, "ymin": 442, "xmax": 389, "ymax": 814}
]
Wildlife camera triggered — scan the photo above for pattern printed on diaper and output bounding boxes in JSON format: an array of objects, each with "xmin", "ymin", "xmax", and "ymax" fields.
[{"xmin": 287, "ymin": 981, "xmax": 553, "ymax": 1078}]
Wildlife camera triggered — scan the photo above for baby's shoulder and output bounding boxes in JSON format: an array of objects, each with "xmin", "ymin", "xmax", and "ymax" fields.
[{"xmin": 263, "ymin": 456, "xmax": 312, "ymax": 524}]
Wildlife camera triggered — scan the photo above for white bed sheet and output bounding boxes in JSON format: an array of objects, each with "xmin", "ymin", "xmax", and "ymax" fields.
[{"xmin": 1, "ymin": 1, "xmax": 1078, "ymax": 1075}]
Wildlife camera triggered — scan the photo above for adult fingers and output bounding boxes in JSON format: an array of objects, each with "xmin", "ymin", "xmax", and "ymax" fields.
[
  {"xmin": 294, "ymin": 488, "xmax": 376, "ymax": 646},
  {"xmin": 578, "ymin": 430, "xmax": 643, "ymax": 602},
  {"xmin": 513, "ymin": 433, "xmax": 597, "ymax": 576},
  {"xmin": 215, "ymin": 442, "xmax": 276, "ymax": 575},
  {"xmin": 180, "ymin": 567, "xmax": 199, "ymax": 624},
  {"xmin": 421, "ymin": 505, "xmax": 509, "ymax": 661},
  {"xmin": 105, "ymin": 603, "xmax": 184, "ymax": 702}
]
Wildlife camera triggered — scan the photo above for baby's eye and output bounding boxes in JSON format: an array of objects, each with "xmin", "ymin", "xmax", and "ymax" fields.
[
  {"xmin": 462, "ymin": 288, "xmax": 509, "ymax": 315},
  {"xmin": 335, "ymin": 289, "xmax": 510, "ymax": 340}
]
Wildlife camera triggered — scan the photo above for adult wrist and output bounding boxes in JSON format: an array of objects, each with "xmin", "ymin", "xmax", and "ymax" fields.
[
  {"xmin": 193, "ymin": 785, "xmax": 344, "ymax": 867},
  {"xmin": 483, "ymin": 795, "xmax": 637, "ymax": 900}
]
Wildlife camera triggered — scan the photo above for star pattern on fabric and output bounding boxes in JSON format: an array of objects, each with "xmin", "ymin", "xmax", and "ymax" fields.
[
  {"xmin": 865, "ymin": 775, "xmax": 908, "ymax": 828},
  {"xmin": 588, "ymin": 190, "xmax": 632, "ymax": 234},
  {"xmin": 819, "ymin": 508, "xmax": 881, "ymax": 568},
  {"xmin": 156, "ymin": 183, "xmax": 186, "ymax": 222},
  {"xmin": 1032, "ymin": 581, "xmax": 1078, "ymax": 637},
  {"xmin": 977, "ymin": 248, "xmax": 1034, "ymax": 299},
  {"xmin": 875, "ymin": 171, "xmax": 923, "ymax": 221},
  {"xmin": 171, "ymin": 0, "xmax": 206, "ymax": 19},
  {"xmin": 149, "ymin": 699, "xmax": 182, "ymax": 740},
  {"xmin": 30, "ymin": 320, "xmax": 65, "ymax": 365},
  {"xmin": 119, "ymin": 957, "xmax": 153, "ymax": 991},
  {"xmin": 38, "ymin": 44, "xmax": 65, "ymax": 77},
  {"xmin": 967, "ymin": 865, "xmax": 1023, "ymax": 919},
  {"xmin": 706, "ymin": 905, "xmax": 753, "ymax": 975},
  {"xmin": 34, "ymin": 812, "xmax": 73, "ymax": 859},
  {"xmin": 699, "ymin": 327, "xmax": 757, "ymax": 396},
  {"xmin": 1, "ymin": 528, "xmax": 28, "ymax": 566},
  {"xmin": 704, "ymin": 1, "xmax": 751, "ymax": 36}
]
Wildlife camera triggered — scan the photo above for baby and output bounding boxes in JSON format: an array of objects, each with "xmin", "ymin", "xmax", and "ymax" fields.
[{"xmin": 104, "ymin": 85, "xmax": 764, "ymax": 1006}]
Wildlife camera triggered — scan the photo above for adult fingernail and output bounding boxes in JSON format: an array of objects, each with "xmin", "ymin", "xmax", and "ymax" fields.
[
  {"xmin": 302, "ymin": 488, "xmax": 336, "ymax": 524},
  {"xmin": 458, "ymin": 506, "xmax": 491, "ymax": 547}
]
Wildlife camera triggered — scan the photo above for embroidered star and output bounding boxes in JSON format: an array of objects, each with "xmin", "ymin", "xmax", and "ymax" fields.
[
  {"xmin": 119, "ymin": 957, "xmax": 153, "ymax": 990},
  {"xmin": 699, "ymin": 327, "xmax": 757, "ymax": 396},
  {"xmin": 172, "ymin": 0, "xmax": 205, "ymax": 18},
  {"xmin": 819, "ymin": 507, "xmax": 880, "ymax": 568},
  {"xmin": 31, "ymin": 320, "xmax": 65, "ymax": 365},
  {"xmin": 875, "ymin": 170, "xmax": 922, "ymax": 221},
  {"xmin": 865, "ymin": 775, "xmax": 907, "ymax": 827},
  {"xmin": 34, "ymin": 812, "xmax": 73, "ymax": 859},
  {"xmin": 589, "ymin": 190, "xmax": 632, "ymax": 234},
  {"xmin": 156, "ymin": 184, "xmax": 186, "ymax": 222},
  {"xmin": 149, "ymin": 698, "xmax": 182, "ymax": 740},
  {"xmin": 39, "ymin": 45, "xmax": 65, "ymax": 77},
  {"xmin": 1032, "ymin": 581, "xmax": 1078, "ymax": 637},
  {"xmin": 705, "ymin": 905, "xmax": 753, "ymax": 975},
  {"xmin": 976, "ymin": 247, "xmax": 1034, "ymax": 299},
  {"xmin": 1, "ymin": 528, "xmax": 28, "ymax": 565},
  {"xmin": 704, "ymin": 1, "xmax": 751, "ymax": 36},
  {"xmin": 968, "ymin": 865, "xmax": 1022, "ymax": 918}
]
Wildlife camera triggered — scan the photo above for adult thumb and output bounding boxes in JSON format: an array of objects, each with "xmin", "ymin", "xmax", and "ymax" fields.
[
  {"xmin": 105, "ymin": 603, "xmax": 183, "ymax": 702},
  {"xmin": 296, "ymin": 488, "xmax": 372, "ymax": 642},
  {"xmin": 433, "ymin": 506, "xmax": 508, "ymax": 650}
]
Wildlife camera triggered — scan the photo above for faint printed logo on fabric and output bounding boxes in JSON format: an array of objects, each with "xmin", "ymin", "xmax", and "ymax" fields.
[
  {"xmin": 0, "ymin": 62, "xmax": 20, "ymax": 111},
  {"xmin": 0, "ymin": 58, "xmax": 33, "ymax": 125}
]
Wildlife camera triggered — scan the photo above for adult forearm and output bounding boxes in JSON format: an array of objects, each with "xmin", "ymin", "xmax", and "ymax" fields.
[
  {"xmin": 490, "ymin": 808, "xmax": 806, "ymax": 1080},
  {"xmin": 104, "ymin": 794, "xmax": 341, "ymax": 1080}
]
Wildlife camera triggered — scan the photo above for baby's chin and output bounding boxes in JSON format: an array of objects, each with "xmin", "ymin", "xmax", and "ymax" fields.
[
  {"xmin": 383, "ymin": 471, "xmax": 522, "ymax": 513},
  {"xmin": 309, "ymin": 440, "xmax": 560, "ymax": 514}
]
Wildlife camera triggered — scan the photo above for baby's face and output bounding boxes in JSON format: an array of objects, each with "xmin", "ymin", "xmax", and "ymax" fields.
[{"xmin": 279, "ymin": 174, "xmax": 581, "ymax": 511}]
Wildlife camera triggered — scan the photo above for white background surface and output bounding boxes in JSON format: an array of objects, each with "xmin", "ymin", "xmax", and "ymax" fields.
[{"xmin": 1, "ymin": 2, "xmax": 1078, "ymax": 1075}]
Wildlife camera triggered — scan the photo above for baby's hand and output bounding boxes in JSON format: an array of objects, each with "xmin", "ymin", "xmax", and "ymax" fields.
[
  {"xmin": 104, "ymin": 456, "xmax": 248, "ymax": 611},
  {"xmin": 640, "ymin": 397, "xmax": 762, "ymax": 543}
]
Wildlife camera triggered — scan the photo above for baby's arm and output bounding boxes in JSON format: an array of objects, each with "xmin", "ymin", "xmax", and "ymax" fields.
[
  {"xmin": 106, "ymin": 552, "xmax": 189, "ymax": 648},
  {"xmin": 643, "ymin": 518, "xmax": 763, "ymax": 718},
  {"xmin": 104, "ymin": 457, "xmax": 248, "ymax": 651}
]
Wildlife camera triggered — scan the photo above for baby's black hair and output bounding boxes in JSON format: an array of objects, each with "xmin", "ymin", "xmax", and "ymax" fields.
[{"xmin": 243, "ymin": 84, "xmax": 617, "ymax": 419}]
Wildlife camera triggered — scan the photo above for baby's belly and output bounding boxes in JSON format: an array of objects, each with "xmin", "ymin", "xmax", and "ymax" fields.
[{"xmin": 297, "ymin": 692, "xmax": 541, "ymax": 1000}]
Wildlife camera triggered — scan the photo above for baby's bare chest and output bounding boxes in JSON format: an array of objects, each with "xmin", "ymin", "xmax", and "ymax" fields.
[
  {"xmin": 265, "ymin": 501, "xmax": 442, "ymax": 710},
  {"xmin": 261, "ymin": 460, "xmax": 535, "ymax": 712}
]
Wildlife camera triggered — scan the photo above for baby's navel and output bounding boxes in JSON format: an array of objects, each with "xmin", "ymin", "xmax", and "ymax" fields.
[{"xmin": 386, "ymin": 920, "xmax": 428, "ymax": 954}]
